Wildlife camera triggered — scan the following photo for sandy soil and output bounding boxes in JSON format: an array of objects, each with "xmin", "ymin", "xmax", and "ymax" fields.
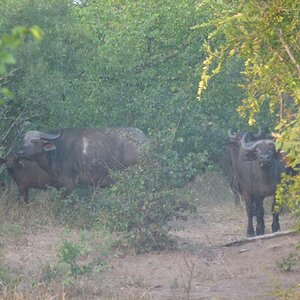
[{"xmin": 1, "ymin": 178, "xmax": 300, "ymax": 299}]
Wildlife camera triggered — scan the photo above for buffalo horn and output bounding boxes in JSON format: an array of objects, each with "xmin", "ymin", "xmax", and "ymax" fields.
[
  {"xmin": 241, "ymin": 132, "xmax": 261, "ymax": 151},
  {"xmin": 253, "ymin": 126, "xmax": 262, "ymax": 138},
  {"xmin": 241, "ymin": 132, "xmax": 275, "ymax": 151},
  {"xmin": 228, "ymin": 129, "xmax": 237, "ymax": 139},
  {"xmin": 40, "ymin": 131, "xmax": 62, "ymax": 140}
]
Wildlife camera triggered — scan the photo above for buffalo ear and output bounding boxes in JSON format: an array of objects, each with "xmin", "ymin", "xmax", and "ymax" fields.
[
  {"xmin": 243, "ymin": 151, "xmax": 257, "ymax": 161},
  {"xmin": 224, "ymin": 141, "xmax": 239, "ymax": 150},
  {"xmin": 43, "ymin": 142, "xmax": 56, "ymax": 151}
]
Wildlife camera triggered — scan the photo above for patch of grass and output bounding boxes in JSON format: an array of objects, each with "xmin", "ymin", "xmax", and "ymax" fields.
[
  {"xmin": 270, "ymin": 282, "xmax": 300, "ymax": 300},
  {"xmin": 0, "ymin": 264, "xmax": 13, "ymax": 288},
  {"xmin": 0, "ymin": 284, "xmax": 67, "ymax": 299},
  {"xmin": 0, "ymin": 222, "xmax": 22, "ymax": 242},
  {"xmin": 194, "ymin": 171, "xmax": 235, "ymax": 205},
  {"xmin": 122, "ymin": 274, "xmax": 147, "ymax": 289},
  {"xmin": 0, "ymin": 187, "xmax": 60, "ymax": 228},
  {"xmin": 0, "ymin": 245, "xmax": 14, "ymax": 289}
]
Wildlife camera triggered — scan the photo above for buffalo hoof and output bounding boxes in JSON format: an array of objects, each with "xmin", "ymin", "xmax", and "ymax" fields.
[
  {"xmin": 247, "ymin": 229, "xmax": 255, "ymax": 237},
  {"xmin": 272, "ymin": 222, "xmax": 281, "ymax": 233},
  {"xmin": 256, "ymin": 225, "xmax": 265, "ymax": 236},
  {"xmin": 255, "ymin": 229, "xmax": 264, "ymax": 236}
]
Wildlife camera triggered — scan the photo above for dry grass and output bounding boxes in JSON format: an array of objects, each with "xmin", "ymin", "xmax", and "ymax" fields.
[
  {"xmin": 0, "ymin": 172, "xmax": 299, "ymax": 300},
  {"xmin": 0, "ymin": 284, "xmax": 66, "ymax": 300}
]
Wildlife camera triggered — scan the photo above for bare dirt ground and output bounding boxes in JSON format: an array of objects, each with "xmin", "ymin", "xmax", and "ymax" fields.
[{"xmin": 1, "ymin": 173, "xmax": 300, "ymax": 299}]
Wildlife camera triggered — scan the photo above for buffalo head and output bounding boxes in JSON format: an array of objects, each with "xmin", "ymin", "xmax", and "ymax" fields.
[
  {"xmin": 240, "ymin": 132, "xmax": 277, "ymax": 167},
  {"xmin": 20, "ymin": 130, "xmax": 62, "ymax": 158}
]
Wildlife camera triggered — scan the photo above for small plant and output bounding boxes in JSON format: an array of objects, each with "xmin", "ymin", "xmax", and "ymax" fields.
[
  {"xmin": 58, "ymin": 231, "xmax": 93, "ymax": 280},
  {"xmin": 59, "ymin": 240, "xmax": 90, "ymax": 277},
  {"xmin": 57, "ymin": 229, "xmax": 112, "ymax": 284},
  {"xmin": 278, "ymin": 252, "xmax": 300, "ymax": 272}
]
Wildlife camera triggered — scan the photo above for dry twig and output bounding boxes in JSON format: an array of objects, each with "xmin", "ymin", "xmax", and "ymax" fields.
[{"xmin": 223, "ymin": 230, "xmax": 298, "ymax": 247}]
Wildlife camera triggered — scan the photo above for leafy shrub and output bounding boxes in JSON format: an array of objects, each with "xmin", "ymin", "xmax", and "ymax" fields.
[{"xmin": 97, "ymin": 130, "xmax": 206, "ymax": 253}]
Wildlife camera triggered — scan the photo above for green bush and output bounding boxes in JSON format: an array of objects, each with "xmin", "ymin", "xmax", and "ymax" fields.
[{"xmin": 97, "ymin": 130, "xmax": 205, "ymax": 253}]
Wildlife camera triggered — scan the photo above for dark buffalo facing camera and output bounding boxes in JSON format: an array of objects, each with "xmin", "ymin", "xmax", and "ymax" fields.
[
  {"xmin": 19, "ymin": 127, "xmax": 149, "ymax": 196},
  {"xmin": 226, "ymin": 129, "xmax": 285, "ymax": 237}
]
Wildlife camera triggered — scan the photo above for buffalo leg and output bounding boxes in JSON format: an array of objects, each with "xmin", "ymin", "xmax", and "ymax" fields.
[
  {"xmin": 271, "ymin": 198, "xmax": 280, "ymax": 232},
  {"xmin": 19, "ymin": 189, "xmax": 29, "ymax": 204},
  {"xmin": 255, "ymin": 198, "xmax": 265, "ymax": 236},
  {"xmin": 245, "ymin": 196, "xmax": 255, "ymax": 237},
  {"xmin": 58, "ymin": 177, "xmax": 76, "ymax": 198}
]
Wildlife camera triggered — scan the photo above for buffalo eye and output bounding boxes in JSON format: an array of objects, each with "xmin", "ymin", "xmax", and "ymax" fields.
[{"xmin": 43, "ymin": 142, "xmax": 56, "ymax": 151}]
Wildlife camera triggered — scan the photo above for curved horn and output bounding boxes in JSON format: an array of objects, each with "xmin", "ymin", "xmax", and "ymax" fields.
[
  {"xmin": 25, "ymin": 130, "xmax": 62, "ymax": 141},
  {"xmin": 265, "ymin": 139, "xmax": 276, "ymax": 146},
  {"xmin": 241, "ymin": 132, "xmax": 262, "ymax": 151},
  {"xmin": 253, "ymin": 126, "xmax": 262, "ymax": 138},
  {"xmin": 228, "ymin": 129, "xmax": 237, "ymax": 139},
  {"xmin": 40, "ymin": 131, "xmax": 62, "ymax": 140}
]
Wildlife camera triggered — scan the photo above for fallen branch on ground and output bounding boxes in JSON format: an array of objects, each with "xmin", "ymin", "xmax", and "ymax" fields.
[{"xmin": 223, "ymin": 230, "xmax": 298, "ymax": 247}]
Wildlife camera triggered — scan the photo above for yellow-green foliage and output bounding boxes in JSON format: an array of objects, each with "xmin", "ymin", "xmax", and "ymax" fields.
[
  {"xmin": 275, "ymin": 115, "xmax": 300, "ymax": 219},
  {"xmin": 196, "ymin": 0, "xmax": 300, "ymax": 219}
]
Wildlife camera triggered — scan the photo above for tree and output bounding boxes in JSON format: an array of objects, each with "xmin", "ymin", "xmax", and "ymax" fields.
[
  {"xmin": 0, "ymin": 26, "xmax": 42, "ymax": 154},
  {"xmin": 0, "ymin": 0, "xmax": 256, "ymax": 163},
  {"xmin": 196, "ymin": 0, "xmax": 300, "ymax": 216}
]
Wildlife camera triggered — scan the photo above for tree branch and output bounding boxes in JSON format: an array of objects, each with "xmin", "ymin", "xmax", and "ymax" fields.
[
  {"xmin": 278, "ymin": 29, "xmax": 300, "ymax": 79},
  {"xmin": 223, "ymin": 230, "xmax": 298, "ymax": 247}
]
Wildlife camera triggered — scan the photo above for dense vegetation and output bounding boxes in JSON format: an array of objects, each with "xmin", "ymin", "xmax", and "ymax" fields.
[
  {"xmin": 0, "ymin": 0, "xmax": 299, "ymax": 249},
  {"xmin": 0, "ymin": 0, "xmax": 255, "ymax": 156},
  {"xmin": 0, "ymin": 1, "xmax": 299, "ymax": 298},
  {"xmin": 197, "ymin": 0, "xmax": 300, "ymax": 218}
]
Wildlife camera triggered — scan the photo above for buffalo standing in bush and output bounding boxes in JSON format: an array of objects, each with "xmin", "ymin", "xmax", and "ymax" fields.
[
  {"xmin": 0, "ymin": 154, "xmax": 61, "ymax": 203},
  {"xmin": 19, "ymin": 127, "xmax": 149, "ymax": 196},
  {"xmin": 226, "ymin": 130, "xmax": 285, "ymax": 237}
]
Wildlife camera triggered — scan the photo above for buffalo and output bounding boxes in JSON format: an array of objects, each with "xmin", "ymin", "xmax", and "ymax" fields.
[
  {"xmin": 19, "ymin": 127, "xmax": 149, "ymax": 196},
  {"xmin": 226, "ymin": 129, "xmax": 284, "ymax": 237},
  {"xmin": 0, "ymin": 154, "xmax": 61, "ymax": 203},
  {"xmin": 222, "ymin": 128, "xmax": 266, "ymax": 207},
  {"xmin": 219, "ymin": 151, "xmax": 241, "ymax": 206}
]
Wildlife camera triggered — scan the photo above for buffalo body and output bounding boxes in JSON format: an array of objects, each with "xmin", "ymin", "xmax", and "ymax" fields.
[
  {"xmin": 20, "ymin": 127, "xmax": 149, "ymax": 196},
  {"xmin": 226, "ymin": 130, "xmax": 285, "ymax": 236}
]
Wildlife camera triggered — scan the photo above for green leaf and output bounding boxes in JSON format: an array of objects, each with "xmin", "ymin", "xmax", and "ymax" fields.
[
  {"xmin": 0, "ymin": 51, "xmax": 16, "ymax": 64},
  {"xmin": 2, "ymin": 35, "xmax": 21, "ymax": 48},
  {"xmin": 12, "ymin": 26, "xmax": 28, "ymax": 36},
  {"xmin": 1, "ymin": 87, "xmax": 14, "ymax": 98},
  {"xmin": 0, "ymin": 63, "xmax": 6, "ymax": 74},
  {"xmin": 30, "ymin": 26, "xmax": 43, "ymax": 41}
]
